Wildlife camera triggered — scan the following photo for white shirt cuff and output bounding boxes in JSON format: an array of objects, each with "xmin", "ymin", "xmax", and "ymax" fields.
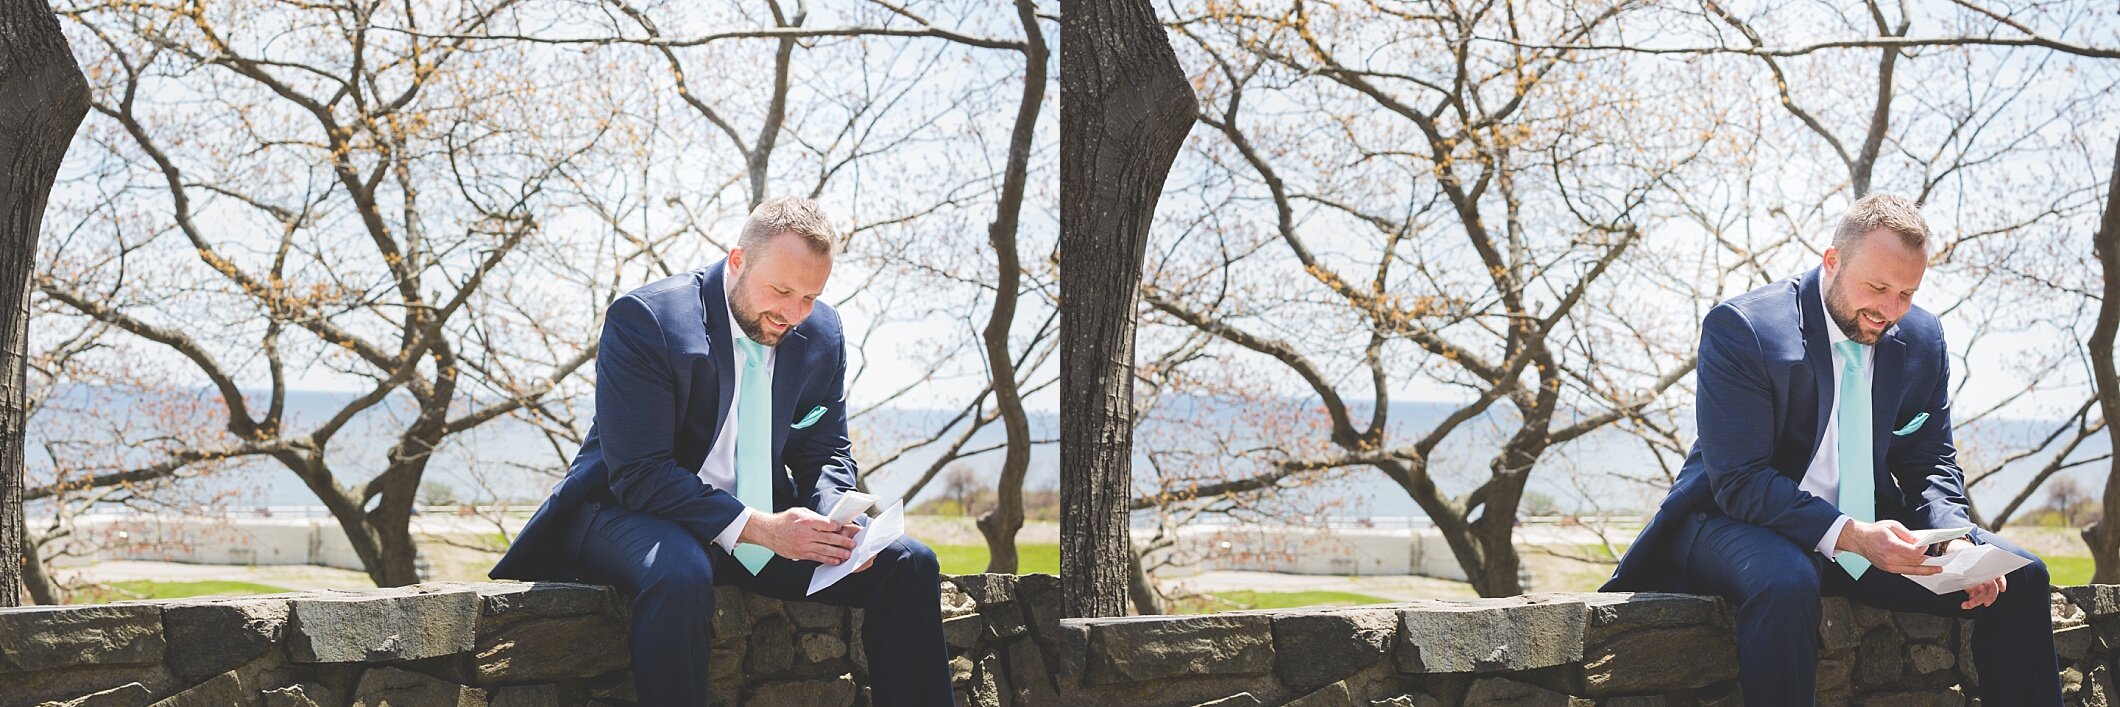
[
  {"xmin": 1816, "ymin": 514, "xmax": 1854, "ymax": 557},
  {"xmin": 714, "ymin": 507, "xmax": 754, "ymax": 553}
]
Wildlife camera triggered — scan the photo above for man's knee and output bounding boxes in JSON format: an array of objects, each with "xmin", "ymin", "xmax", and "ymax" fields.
[
  {"xmin": 880, "ymin": 538, "xmax": 941, "ymax": 594},
  {"xmin": 2000, "ymin": 551, "xmax": 2051, "ymax": 606},
  {"xmin": 636, "ymin": 544, "xmax": 717, "ymax": 609},
  {"xmin": 2014, "ymin": 553, "xmax": 2050, "ymax": 588},
  {"xmin": 898, "ymin": 539, "xmax": 940, "ymax": 574},
  {"xmin": 1744, "ymin": 567, "xmax": 1823, "ymax": 615}
]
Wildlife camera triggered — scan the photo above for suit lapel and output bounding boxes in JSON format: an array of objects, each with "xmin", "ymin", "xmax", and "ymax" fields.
[
  {"xmin": 701, "ymin": 263, "xmax": 737, "ymax": 450},
  {"xmin": 1870, "ymin": 329, "xmax": 1908, "ymax": 484},
  {"xmin": 1799, "ymin": 268, "xmax": 1835, "ymax": 469},
  {"xmin": 770, "ymin": 328, "xmax": 809, "ymax": 498}
]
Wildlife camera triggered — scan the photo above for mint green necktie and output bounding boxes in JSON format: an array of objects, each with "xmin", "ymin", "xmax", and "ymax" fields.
[
  {"xmin": 732, "ymin": 337, "xmax": 776, "ymax": 574},
  {"xmin": 1835, "ymin": 339, "xmax": 1875, "ymax": 580}
]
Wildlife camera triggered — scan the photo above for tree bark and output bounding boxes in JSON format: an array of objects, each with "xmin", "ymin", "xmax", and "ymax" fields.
[
  {"xmin": 1057, "ymin": 0, "xmax": 1195, "ymax": 618},
  {"xmin": 2085, "ymin": 132, "xmax": 2120, "ymax": 583},
  {"xmin": 0, "ymin": 0, "xmax": 92, "ymax": 607},
  {"xmin": 973, "ymin": 0, "xmax": 1049, "ymax": 574}
]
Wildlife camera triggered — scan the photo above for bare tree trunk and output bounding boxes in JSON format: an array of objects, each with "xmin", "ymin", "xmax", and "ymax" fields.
[
  {"xmin": 18, "ymin": 518, "xmax": 57, "ymax": 604},
  {"xmin": 1126, "ymin": 549, "xmax": 1162, "ymax": 615},
  {"xmin": 974, "ymin": 0, "xmax": 1048, "ymax": 574},
  {"xmin": 1057, "ymin": 0, "xmax": 1195, "ymax": 619},
  {"xmin": 0, "ymin": 0, "xmax": 92, "ymax": 607},
  {"xmin": 2085, "ymin": 133, "xmax": 2120, "ymax": 583}
]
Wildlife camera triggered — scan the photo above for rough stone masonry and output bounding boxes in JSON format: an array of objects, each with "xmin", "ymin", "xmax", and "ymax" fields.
[{"xmin": 1, "ymin": 575, "xmax": 2115, "ymax": 706}]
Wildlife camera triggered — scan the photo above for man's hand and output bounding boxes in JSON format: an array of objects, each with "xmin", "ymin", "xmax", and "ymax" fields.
[
  {"xmin": 739, "ymin": 508, "xmax": 857, "ymax": 565},
  {"xmin": 1932, "ymin": 538, "xmax": 2008, "ymax": 609},
  {"xmin": 1835, "ymin": 519, "xmax": 1942, "ymax": 576},
  {"xmin": 836, "ymin": 521, "xmax": 875, "ymax": 573}
]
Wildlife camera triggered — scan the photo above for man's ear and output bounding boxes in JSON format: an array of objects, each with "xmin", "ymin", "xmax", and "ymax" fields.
[
  {"xmin": 1821, "ymin": 246, "xmax": 1840, "ymax": 278},
  {"xmin": 728, "ymin": 246, "xmax": 746, "ymax": 275}
]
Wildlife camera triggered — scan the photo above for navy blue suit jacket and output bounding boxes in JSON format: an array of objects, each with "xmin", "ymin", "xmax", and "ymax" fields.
[
  {"xmin": 1603, "ymin": 267, "xmax": 1975, "ymax": 592},
  {"xmin": 491, "ymin": 261, "xmax": 859, "ymax": 582}
]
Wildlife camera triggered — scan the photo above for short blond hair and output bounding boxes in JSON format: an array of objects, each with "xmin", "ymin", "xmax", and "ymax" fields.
[
  {"xmin": 1832, "ymin": 193, "xmax": 1930, "ymax": 256},
  {"xmin": 738, "ymin": 196, "xmax": 837, "ymax": 257}
]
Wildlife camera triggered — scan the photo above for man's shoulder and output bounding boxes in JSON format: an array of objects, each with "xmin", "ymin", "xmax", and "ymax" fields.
[
  {"xmin": 610, "ymin": 271, "xmax": 708, "ymax": 324},
  {"xmin": 1724, "ymin": 274, "xmax": 1801, "ymax": 313},
  {"xmin": 1703, "ymin": 274, "xmax": 1803, "ymax": 331}
]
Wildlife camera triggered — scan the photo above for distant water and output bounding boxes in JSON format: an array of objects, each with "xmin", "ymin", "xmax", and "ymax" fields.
[{"xmin": 24, "ymin": 386, "xmax": 2102, "ymax": 521}]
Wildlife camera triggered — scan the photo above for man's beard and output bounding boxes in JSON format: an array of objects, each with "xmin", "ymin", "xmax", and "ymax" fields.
[
  {"xmin": 729, "ymin": 274, "xmax": 788, "ymax": 346},
  {"xmin": 1825, "ymin": 271, "xmax": 1887, "ymax": 345}
]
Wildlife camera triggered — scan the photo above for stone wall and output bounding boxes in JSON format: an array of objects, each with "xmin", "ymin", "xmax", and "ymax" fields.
[{"xmin": 2, "ymin": 576, "xmax": 2114, "ymax": 706}]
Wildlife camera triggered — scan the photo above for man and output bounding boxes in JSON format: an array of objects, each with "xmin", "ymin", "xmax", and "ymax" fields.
[
  {"xmin": 491, "ymin": 197, "xmax": 954, "ymax": 706},
  {"xmin": 1602, "ymin": 194, "xmax": 2057, "ymax": 706}
]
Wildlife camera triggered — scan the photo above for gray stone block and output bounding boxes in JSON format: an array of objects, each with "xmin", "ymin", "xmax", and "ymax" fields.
[
  {"xmin": 2057, "ymin": 624, "xmax": 2097, "ymax": 663},
  {"xmin": 2062, "ymin": 586, "xmax": 2120, "ymax": 617},
  {"xmin": 1602, "ymin": 696, "xmax": 1669, "ymax": 707},
  {"xmin": 748, "ymin": 674, "xmax": 857, "ymax": 707},
  {"xmin": 799, "ymin": 632, "xmax": 847, "ymax": 664},
  {"xmin": 1282, "ymin": 679, "xmax": 1354, "ymax": 707},
  {"xmin": 350, "ymin": 666, "xmax": 483, "ymax": 706},
  {"xmin": 287, "ymin": 588, "xmax": 478, "ymax": 663},
  {"xmin": 487, "ymin": 684, "xmax": 563, "ymax": 707},
  {"xmin": 1462, "ymin": 677, "xmax": 1571, "ymax": 706},
  {"xmin": 1855, "ymin": 630, "xmax": 1905, "ymax": 688},
  {"xmin": 1909, "ymin": 643, "xmax": 1955, "ymax": 675},
  {"xmin": 1395, "ymin": 599, "xmax": 1587, "ymax": 674},
  {"xmin": 1004, "ymin": 635, "xmax": 1059, "ymax": 706},
  {"xmin": 160, "ymin": 597, "xmax": 289, "ymax": 682},
  {"xmin": 1897, "ymin": 613, "xmax": 1952, "ymax": 641},
  {"xmin": 713, "ymin": 586, "xmax": 748, "ymax": 637},
  {"xmin": 1580, "ymin": 593, "xmax": 1720, "ymax": 629},
  {"xmin": 938, "ymin": 582, "xmax": 978, "ymax": 620},
  {"xmin": 148, "ymin": 670, "xmax": 245, "ymax": 707},
  {"xmin": 708, "ymin": 648, "xmax": 744, "ymax": 704},
  {"xmin": 472, "ymin": 583, "xmax": 610, "ymax": 619},
  {"xmin": 473, "ymin": 611, "xmax": 628, "ymax": 685},
  {"xmin": 1820, "ymin": 598, "xmax": 1864, "ymax": 651},
  {"xmin": 0, "ymin": 604, "xmax": 165, "ymax": 673},
  {"xmin": 949, "ymin": 575, "xmax": 1016, "ymax": 606},
  {"xmin": 1085, "ymin": 614, "xmax": 1274, "ymax": 685},
  {"xmin": 1853, "ymin": 691, "xmax": 1960, "ymax": 707},
  {"xmin": 1572, "ymin": 624, "xmax": 1736, "ymax": 695},
  {"xmin": 943, "ymin": 613, "xmax": 984, "ymax": 650},
  {"xmin": 259, "ymin": 682, "xmax": 335, "ymax": 707},
  {"xmin": 0, "ymin": 664, "xmax": 179, "ymax": 707},
  {"xmin": 41, "ymin": 681, "xmax": 153, "ymax": 707},
  {"xmin": 1272, "ymin": 607, "xmax": 1396, "ymax": 691},
  {"xmin": 747, "ymin": 616, "xmax": 797, "ymax": 677},
  {"xmin": 1190, "ymin": 694, "xmax": 1261, "ymax": 707},
  {"xmin": 785, "ymin": 602, "xmax": 843, "ymax": 630}
]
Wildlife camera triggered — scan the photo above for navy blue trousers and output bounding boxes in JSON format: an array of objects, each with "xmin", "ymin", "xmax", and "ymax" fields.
[
  {"xmin": 568, "ymin": 500, "xmax": 955, "ymax": 706},
  {"xmin": 1671, "ymin": 511, "xmax": 2058, "ymax": 706}
]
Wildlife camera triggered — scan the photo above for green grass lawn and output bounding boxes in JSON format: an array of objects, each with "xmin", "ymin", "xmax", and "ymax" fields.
[
  {"xmin": 75, "ymin": 579, "xmax": 293, "ymax": 604},
  {"xmin": 934, "ymin": 543, "xmax": 1060, "ymax": 576},
  {"xmin": 1169, "ymin": 590, "xmax": 1396, "ymax": 614},
  {"xmin": 2046, "ymin": 555, "xmax": 2094, "ymax": 586}
]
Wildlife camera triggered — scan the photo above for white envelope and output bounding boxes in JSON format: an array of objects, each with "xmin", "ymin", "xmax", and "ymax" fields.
[
  {"xmin": 1906, "ymin": 527, "xmax": 1972, "ymax": 547},
  {"xmin": 1904, "ymin": 543, "xmax": 2032, "ymax": 595},
  {"xmin": 808, "ymin": 501, "xmax": 906, "ymax": 596}
]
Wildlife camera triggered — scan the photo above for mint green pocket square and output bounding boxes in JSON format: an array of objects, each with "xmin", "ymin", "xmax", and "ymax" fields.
[
  {"xmin": 1892, "ymin": 412, "xmax": 1930, "ymax": 436},
  {"xmin": 791, "ymin": 405, "xmax": 827, "ymax": 430}
]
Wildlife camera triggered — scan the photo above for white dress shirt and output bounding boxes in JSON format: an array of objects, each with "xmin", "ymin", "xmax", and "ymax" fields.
[
  {"xmin": 698, "ymin": 279, "xmax": 773, "ymax": 552},
  {"xmin": 1801, "ymin": 282, "xmax": 1868, "ymax": 558}
]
